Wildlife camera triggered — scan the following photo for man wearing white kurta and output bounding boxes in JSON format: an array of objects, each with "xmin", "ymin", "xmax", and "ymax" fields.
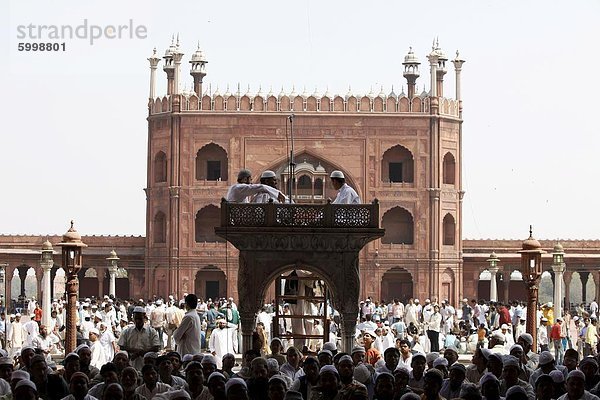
[
  {"xmin": 172, "ymin": 294, "xmax": 202, "ymax": 356},
  {"xmin": 252, "ymin": 170, "xmax": 290, "ymax": 204},
  {"xmin": 117, "ymin": 306, "xmax": 161, "ymax": 370},
  {"xmin": 330, "ymin": 170, "xmax": 361, "ymax": 204},
  {"xmin": 89, "ymin": 328, "xmax": 107, "ymax": 369},
  {"xmin": 226, "ymin": 169, "xmax": 285, "ymax": 203},
  {"xmin": 209, "ymin": 319, "xmax": 234, "ymax": 369}
]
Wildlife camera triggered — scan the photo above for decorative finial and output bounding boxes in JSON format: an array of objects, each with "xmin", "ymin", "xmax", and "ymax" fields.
[
  {"xmin": 197, "ymin": 41, "xmax": 201, "ymax": 50},
  {"xmin": 432, "ymin": 38, "xmax": 436, "ymax": 50},
  {"xmin": 409, "ymin": 46, "xmax": 412, "ymax": 53},
  {"xmin": 529, "ymin": 225, "xmax": 533, "ymax": 238},
  {"xmin": 176, "ymin": 33, "xmax": 180, "ymax": 47},
  {"xmin": 456, "ymin": 50, "xmax": 460, "ymax": 58},
  {"xmin": 153, "ymin": 47, "xmax": 157, "ymax": 55},
  {"xmin": 70, "ymin": 220, "xmax": 74, "ymax": 230},
  {"xmin": 171, "ymin": 34, "xmax": 175, "ymax": 45},
  {"xmin": 436, "ymin": 36, "xmax": 439, "ymax": 48}
]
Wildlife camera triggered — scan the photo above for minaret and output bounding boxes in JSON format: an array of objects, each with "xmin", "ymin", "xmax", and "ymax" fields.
[
  {"xmin": 433, "ymin": 38, "xmax": 448, "ymax": 98},
  {"xmin": 163, "ymin": 35, "xmax": 177, "ymax": 95},
  {"xmin": 172, "ymin": 35, "xmax": 184, "ymax": 96},
  {"xmin": 426, "ymin": 40, "xmax": 439, "ymax": 110},
  {"xmin": 147, "ymin": 48, "xmax": 161, "ymax": 100},
  {"xmin": 452, "ymin": 50, "xmax": 465, "ymax": 116},
  {"xmin": 402, "ymin": 47, "xmax": 420, "ymax": 98},
  {"xmin": 190, "ymin": 42, "xmax": 208, "ymax": 96}
]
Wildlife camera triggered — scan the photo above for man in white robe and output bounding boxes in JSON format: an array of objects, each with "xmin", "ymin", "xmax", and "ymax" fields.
[
  {"xmin": 209, "ymin": 319, "xmax": 234, "ymax": 369},
  {"xmin": 226, "ymin": 169, "xmax": 285, "ymax": 203},
  {"xmin": 330, "ymin": 170, "xmax": 361, "ymax": 204}
]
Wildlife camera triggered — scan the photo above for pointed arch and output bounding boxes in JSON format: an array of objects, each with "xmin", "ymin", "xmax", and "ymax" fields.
[
  {"xmin": 196, "ymin": 143, "xmax": 228, "ymax": 181},
  {"xmin": 154, "ymin": 151, "xmax": 167, "ymax": 183},
  {"xmin": 443, "ymin": 152, "xmax": 456, "ymax": 185},
  {"xmin": 443, "ymin": 213, "xmax": 456, "ymax": 246},
  {"xmin": 154, "ymin": 211, "xmax": 166, "ymax": 244},
  {"xmin": 381, "ymin": 207, "xmax": 414, "ymax": 245},
  {"xmin": 381, "ymin": 145, "xmax": 414, "ymax": 183},
  {"xmin": 195, "ymin": 205, "xmax": 225, "ymax": 243}
]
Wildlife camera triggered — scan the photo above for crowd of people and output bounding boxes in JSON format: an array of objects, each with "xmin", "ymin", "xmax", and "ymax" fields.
[{"xmin": 0, "ymin": 292, "xmax": 597, "ymax": 400}]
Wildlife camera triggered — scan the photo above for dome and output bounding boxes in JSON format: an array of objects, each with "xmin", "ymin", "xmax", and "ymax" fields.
[
  {"xmin": 278, "ymin": 86, "xmax": 288, "ymax": 99},
  {"xmin": 295, "ymin": 159, "xmax": 315, "ymax": 173},
  {"xmin": 366, "ymin": 87, "xmax": 375, "ymax": 99},
  {"xmin": 191, "ymin": 42, "xmax": 206, "ymax": 62},
  {"xmin": 57, "ymin": 221, "xmax": 87, "ymax": 248},
  {"xmin": 107, "ymin": 249, "xmax": 120, "ymax": 261},
  {"xmin": 403, "ymin": 47, "xmax": 420, "ymax": 65},
  {"xmin": 316, "ymin": 163, "xmax": 326, "ymax": 173},
  {"xmin": 41, "ymin": 240, "xmax": 53, "ymax": 251},
  {"xmin": 521, "ymin": 227, "xmax": 542, "ymax": 251},
  {"xmin": 378, "ymin": 86, "xmax": 386, "ymax": 99},
  {"xmin": 553, "ymin": 242, "xmax": 564, "ymax": 253},
  {"xmin": 388, "ymin": 86, "xmax": 397, "ymax": 99},
  {"xmin": 345, "ymin": 86, "xmax": 354, "ymax": 100}
]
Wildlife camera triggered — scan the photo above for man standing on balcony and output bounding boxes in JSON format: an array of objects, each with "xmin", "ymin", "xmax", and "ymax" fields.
[
  {"xmin": 330, "ymin": 171, "xmax": 361, "ymax": 204},
  {"xmin": 252, "ymin": 170, "xmax": 289, "ymax": 203},
  {"xmin": 226, "ymin": 169, "xmax": 285, "ymax": 203}
]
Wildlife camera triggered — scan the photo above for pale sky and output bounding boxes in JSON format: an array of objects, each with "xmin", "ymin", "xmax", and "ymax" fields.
[{"xmin": 1, "ymin": 0, "xmax": 598, "ymax": 240}]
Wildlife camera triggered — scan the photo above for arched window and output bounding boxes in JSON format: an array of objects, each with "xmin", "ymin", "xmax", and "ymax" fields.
[
  {"xmin": 154, "ymin": 151, "xmax": 167, "ymax": 183},
  {"xmin": 154, "ymin": 211, "xmax": 166, "ymax": 244},
  {"xmin": 297, "ymin": 175, "xmax": 312, "ymax": 196},
  {"xmin": 381, "ymin": 207, "xmax": 414, "ymax": 244},
  {"xmin": 314, "ymin": 178, "xmax": 323, "ymax": 192},
  {"xmin": 382, "ymin": 145, "xmax": 414, "ymax": 183},
  {"xmin": 195, "ymin": 205, "xmax": 224, "ymax": 242},
  {"xmin": 443, "ymin": 213, "xmax": 455, "ymax": 245},
  {"xmin": 196, "ymin": 144, "xmax": 228, "ymax": 181},
  {"xmin": 443, "ymin": 152, "xmax": 456, "ymax": 185}
]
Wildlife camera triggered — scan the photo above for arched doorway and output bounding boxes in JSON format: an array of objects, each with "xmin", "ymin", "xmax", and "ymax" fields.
[
  {"xmin": 195, "ymin": 266, "xmax": 227, "ymax": 301},
  {"xmin": 53, "ymin": 268, "xmax": 66, "ymax": 300},
  {"xmin": 477, "ymin": 270, "xmax": 491, "ymax": 300},
  {"xmin": 508, "ymin": 270, "xmax": 527, "ymax": 301},
  {"xmin": 440, "ymin": 268, "xmax": 454, "ymax": 304},
  {"xmin": 80, "ymin": 268, "xmax": 99, "ymax": 298},
  {"xmin": 380, "ymin": 267, "xmax": 413, "ymax": 304},
  {"xmin": 102, "ymin": 267, "xmax": 130, "ymax": 300}
]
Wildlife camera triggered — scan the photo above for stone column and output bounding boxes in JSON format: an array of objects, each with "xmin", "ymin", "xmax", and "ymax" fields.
[
  {"xmin": 40, "ymin": 258, "xmax": 53, "ymax": 328},
  {"xmin": 502, "ymin": 270, "xmax": 510, "ymax": 304},
  {"xmin": 594, "ymin": 271, "xmax": 600, "ymax": 305},
  {"xmin": 552, "ymin": 264, "xmax": 566, "ymax": 319},
  {"xmin": 563, "ymin": 271, "xmax": 572, "ymax": 312},
  {"xmin": 341, "ymin": 312, "xmax": 358, "ymax": 353},
  {"xmin": 489, "ymin": 266, "xmax": 499, "ymax": 302},
  {"xmin": 108, "ymin": 267, "xmax": 117, "ymax": 298},
  {"xmin": 18, "ymin": 268, "xmax": 27, "ymax": 298},
  {"xmin": 240, "ymin": 314, "xmax": 255, "ymax": 354},
  {"xmin": 580, "ymin": 272, "xmax": 590, "ymax": 304}
]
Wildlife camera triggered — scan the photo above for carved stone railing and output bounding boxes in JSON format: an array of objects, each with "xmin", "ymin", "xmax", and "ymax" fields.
[{"xmin": 219, "ymin": 198, "xmax": 380, "ymax": 228}]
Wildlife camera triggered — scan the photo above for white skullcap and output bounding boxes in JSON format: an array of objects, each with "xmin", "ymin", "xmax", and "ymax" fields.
[
  {"xmin": 133, "ymin": 306, "xmax": 145, "ymax": 314},
  {"xmin": 330, "ymin": 170, "xmax": 344, "ymax": 179},
  {"xmin": 426, "ymin": 352, "xmax": 440, "ymax": 364},
  {"xmin": 479, "ymin": 372, "xmax": 499, "ymax": 386},
  {"xmin": 433, "ymin": 357, "xmax": 448, "ymax": 367},
  {"xmin": 15, "ymin": 380, "xmax": 37, "ymax": 392},
  {"xmin": 549, "ymin": 370, "xmax": 565, "ymax": 383},
  {"xmin": 319, "ymin": 365, "xmax": 339, "ymax": 376},
  {"xmin": 207, "ymin": 372, "xmax": 226, "ymax": 383},
  {"xmin": 538, "ymin": 351, "xmax": 554, "ymax": 365},
  {"xmin": 268, "ymin": 375, "xmax": 289, "ymax": 390},
  {"xmin": 505, "ymin": 386, "xmax": 527, "ymax": 397},
  {"xmin": 225, "ymin": 378, "xmax": 247, "ymax": 394},
  {"xmin": 201, "ymin": 354, "xmax": 217, "ymax": 366},
  {"xmin": 237, "ymin": 169, "xmax": 252, "ymax": 180},
  {"xmin": 11, "ymin": 370, "xmax": 30, "ymax": 380},
  {"xmin": 518, "ymin": 333, "xmax": 534, "ymax": 345},
  {"xmin": 167, "ymin": 389, "xmax": 191, "ymax": 400},
  {"xmin": 260, "ymin": 170, "xmax": 276, "ymax": 179},
  {"xmin": 567, "ymin": 370, "xmax": 585, "ymax": 381},
  {"xmin": 509, "ymin": 344, "xmax": 523, "ymax": 353},
  {"xmin": 338, "ymin": 355, "xmax": 353, "ymax": 364},
  {"xmin": 502, "ymin": 355, "xmax": 520, "ymax": 368},
  {"xmin": 500, "ymin": 324, "xmax": 509, "ymax": 330},
  {"xmin": 89, "ymin": 328, "xmax": 100, "ymax": 336},
  {"xmin": 353, "ymin": 364, "xmax": 371, "ymax": 384},
  {"xmin": 323, "ymin": 342, "xmax": 337, "ymax": 352}
]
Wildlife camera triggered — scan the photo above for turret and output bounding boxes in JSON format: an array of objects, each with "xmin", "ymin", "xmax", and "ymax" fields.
[
  {"xmin": 402, "ymin": 47, "xmax": 420, "ymax": 98},
  {"xmin": 171, "ymin": 35, "xmax": 184, "ymax": 96},
  {"xmin": 432, "ymin": 38, "xmax": 448, "ymax": 97},
  {"xmin": 163, "ymin": 35, "xmax": 177, "ymax": 95},
  {"xmin": 190, "ymin": 42, "xmax": 208, "ymax": 97},
  {"xmin": 452, "ymin": 50, "xmax": 465, "ymax": 116}
]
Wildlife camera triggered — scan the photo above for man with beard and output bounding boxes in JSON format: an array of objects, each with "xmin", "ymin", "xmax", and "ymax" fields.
[
  {"xmin": 9, "ymin": 314, "xmax": 24, "ymax": 358},
  {"xmin": 267, "ymin": 375, "xmax": 288, "ymax": 400},
  {"xmin": 29, "ymin": 354, "xmax": 69, "ymax": 400},
  {"xmin": 422, "ymin": 369, "xmax": 445, "ymax": 400},
  {"xmin": 377, "ymin": 347, "xmax": 400, "ymax": 374},
  {"xmin": 134, "ymin": 364, "xmax": 170, "ymax": 399},
  {"xmin": 184, "ymin": 361, "xmax": 210, "ymax": 399},
  {"xmin": 517, "ymin": 333, "xmax": 539, "ymax": 370},
  {"xmin": 117, "ymin": 307, "xmax": 161, "ymax": 370},
  {"xmin": 500, "ymin": 356, "xmax": 535, "ymax": 400},
  {"xmin": 31, "ymin": 325, "xmax": 56, "ymax": 362},
  {"xmin": 76, "ymin": 344, "xmax": 101, "ymax": 381},
  {"xmin": 280, "ymin": 347, "xmax": 305, "ymax": 381},
  {"xmin": 440, "ymin": 363, "xmax": 467, "ymax": 400},
  {"xmin": 227, "ymin": 169, "xmax": 285, "ymax": 204},
  {"xmin": 466, "ymin": 347, "xmax": 488, "ymax": 384},
  {"xmin": 156, "ymin": 355, "xmax": 186, "ymax": 389},
  {"xmin": 120, "ymin": 367, "xmax": 144, "ymax": 400},
  {"xmin": 290, "ymin": 356, "xmax": 320, "ymax": 400},
  {"xmin": 314, "ymin": 365, "xmax": 343, "ymax": 400},
  {"xmin": 529, "ymin": 351, "xmax": 568, "ymax": 388},
  {"xmin": 247, "ymin": 357, "xmax": 270, "ymax": 400},
  {"xmin": 62, "ymin": 371, "xmax": 96, "ymax": 400},
  {"xmin": 559, "ymin": 370, "xmax": 597, "ymax": 400},
  {"xmin": 337, "ymin": 354, "xmax": 366, "ymax": 395},
  {"xmin": 207, "ymin": 372, "xmax": 227, "ymax": 400},
  {"xmin": 374, "ymin": 372, "xmax": 395, "ymax": 400},
  {"xmin": 392, "ymin": 367, "xmax": 412, "ymax": 399},
  {"xmin": 209, "ymin": 318, "xmax": 235, "ymax": 369}
]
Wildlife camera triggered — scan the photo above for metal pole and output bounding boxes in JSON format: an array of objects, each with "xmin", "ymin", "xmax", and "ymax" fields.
[{"xmin": 288, "ymin": 114, "xmax": 295, "ymax": 204}]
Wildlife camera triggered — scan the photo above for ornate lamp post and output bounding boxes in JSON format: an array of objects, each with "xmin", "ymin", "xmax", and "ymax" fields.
[
  {"xmin": 0, "ymin": 264, "xmax": 6, "ymax": 349},
  {"xmin": 551, "ymin": 243, "xmax": 566, "ymax": 319},
  {"xmin": 518, "ymin": 226, "xmax": 546, "ymax": 351},
  {"xmin": 40, "ymin": 240, "xmax": 54, "ymax": 329},
  {"xmin": 106, "ymin": 250, "xmax": 119, "ymax": 298},
  {"xmin": 56, "ymin": 221, "xmax": 87, "ymax": 354},
  {"xmin": 487, "ymin": 252, "xmax": 500, "ymax": 302}
]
